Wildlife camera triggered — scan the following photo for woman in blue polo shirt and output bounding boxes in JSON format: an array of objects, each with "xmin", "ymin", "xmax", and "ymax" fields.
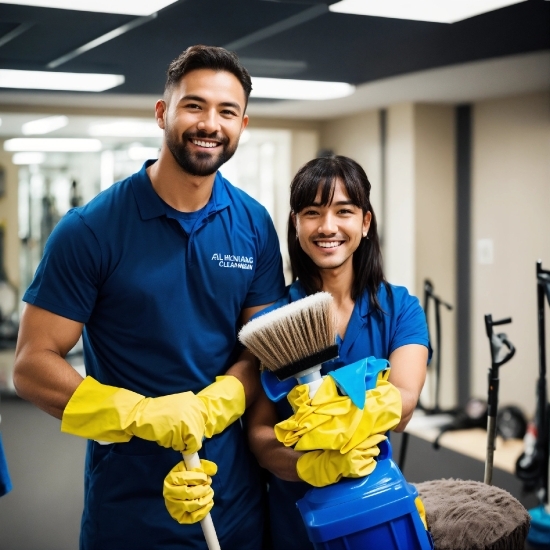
[{"xmin": 246, "ymin": 155, "xmax": 430, "ymax": 550}]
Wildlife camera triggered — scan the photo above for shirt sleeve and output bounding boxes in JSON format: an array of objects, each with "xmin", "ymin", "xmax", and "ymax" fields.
[
  {"xmin": 243, "ymin": 210, "xmax": 285, "ymax": 309},
  {"xmin": 22, "ymin": 209, "xmax": 101, "ymax": 323},
  {"xmin": 388, "ymin": 286, "xmax": 432, "ymax": 361}
]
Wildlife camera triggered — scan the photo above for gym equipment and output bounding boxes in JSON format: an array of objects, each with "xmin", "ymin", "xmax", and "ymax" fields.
[
  {"xmin": 419, "ymin": 279, "xmax": 453, "ymax": 415},
  {"xmin": 516, "ymin": 260, "xmax": 550, "ymax": 547},
  {"xmin": 483, "ymin": 314, "xmax": 515, "ymax": 485}
]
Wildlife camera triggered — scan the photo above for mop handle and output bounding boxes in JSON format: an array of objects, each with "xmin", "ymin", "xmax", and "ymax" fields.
[{"xmin": 182, "ymin": 452, "xmax": 221, "ymax": 550}]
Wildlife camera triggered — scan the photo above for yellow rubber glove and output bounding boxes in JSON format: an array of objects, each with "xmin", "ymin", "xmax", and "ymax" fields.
[
  {"xmin": 164, "ymin": 459, "xmax": 217, "ymax": 524},
  {"xmin": 296, "ymin": 433, "xmax": 387, "ymax": 487},
  {"xmin": 197, "ymin": 375, "xmax": 245, "ymax": 438},
  {"xmin": 275, "ymin": 376, "xmax": 401, "ymax": 453},
  {"xmin": 61, "ymin": 376, "xmax": 245, "ymax": 453},
  {"xmin": 415, "ymin": 496, "xmax": 428, "ymax": 530}
]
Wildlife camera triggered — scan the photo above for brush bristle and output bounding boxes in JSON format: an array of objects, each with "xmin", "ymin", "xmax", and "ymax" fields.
[{"xmin": 238, "ymin": 292, "xmax": 337, "ymax": 373}]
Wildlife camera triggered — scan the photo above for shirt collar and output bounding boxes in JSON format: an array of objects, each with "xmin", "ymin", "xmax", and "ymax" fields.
[{"xmin": 131, "ymin": 160, "xmax": 232, "ymax": 220}]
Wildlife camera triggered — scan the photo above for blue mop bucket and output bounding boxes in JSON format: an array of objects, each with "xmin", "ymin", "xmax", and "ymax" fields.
[{"xmin": 296, "ymin": 439, "xmax": 433, "ymax": 550}]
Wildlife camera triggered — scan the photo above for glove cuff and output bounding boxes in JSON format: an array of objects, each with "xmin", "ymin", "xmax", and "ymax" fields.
[
  {"xmin": 61, "ymin": 376, "xmax": 142, "ymax": 442},
  {"xmin": 198, "ymin": 376, "xmax": 245, "ymax": 437}
]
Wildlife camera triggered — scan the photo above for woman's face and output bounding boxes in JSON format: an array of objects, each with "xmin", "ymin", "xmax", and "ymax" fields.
[{"xmin": 292, "ymin": 178, "xmax": 371, "ymax": 273}]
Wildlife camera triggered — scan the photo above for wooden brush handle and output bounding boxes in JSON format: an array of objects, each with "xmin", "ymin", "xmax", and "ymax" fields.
[{"xmin": 182, "ymin": 452, "xmax": 221, "ymax": 550}]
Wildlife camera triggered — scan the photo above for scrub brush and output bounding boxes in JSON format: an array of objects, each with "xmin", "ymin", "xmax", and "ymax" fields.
[{"xmin": 238, "ymin": 292, "xmax": 338, "ymax": 398}]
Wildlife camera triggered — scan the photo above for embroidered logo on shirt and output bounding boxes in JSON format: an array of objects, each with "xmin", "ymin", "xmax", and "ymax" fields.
[{"xmin": 211, "ymin": 253, "xmax": 253, "ymax": 270}]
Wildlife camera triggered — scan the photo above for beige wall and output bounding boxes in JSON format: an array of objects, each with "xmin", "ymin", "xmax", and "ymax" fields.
[
  {"xmin": 471, "ymin": 91, "xmax": 550, "ymax": 417},
  {"xmin": 318, "ymin": 111, "xmax": 382, "ymax": 222},
  {"xmin": 385, "ymin": 103, "xmax": 416, "ymax": 291},
  {"xmin": 414, "ymin": 104, "xmax": 457, "ymax": 410}
]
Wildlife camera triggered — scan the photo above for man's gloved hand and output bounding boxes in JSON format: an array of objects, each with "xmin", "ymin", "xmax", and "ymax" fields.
[
  {"xmin": 296, "ymin": 433, "xmax": 387, "ymax": 487},
  {"xmin": 164, "ymin": 459, "xmax": 217, "ymax": 524},
  {"xmin": 275, "ymin": 375, "xmax": 401, "ymax": 453},
  {"xmin": 61, "ymin": 375, "xmax": 245, "ymax": 454}
]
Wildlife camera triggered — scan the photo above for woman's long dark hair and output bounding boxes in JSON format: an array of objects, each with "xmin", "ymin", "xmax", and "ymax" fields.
[{"xmin": 287, "ymin": 155, "xmax": 390, "ymax": 311}]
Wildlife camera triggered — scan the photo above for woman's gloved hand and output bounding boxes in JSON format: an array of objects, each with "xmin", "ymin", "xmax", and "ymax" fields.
[
  {"xmin": 61, "ymin": 375, "xmax": 245, "ymax": 454},
  {"xmin": 275, "ymin": 376, "xmax": 401, "ymax": 453},
  {"xmin": 296, "ymin": 433, "xmax": 387, "ymax": 487},
  {"xmin": 415, "ymin": 496, "xmax": 428, "ymax": 530},
  {"xmin": 163, "ymin": 459, "xmax": 217, "ymax": 524}
]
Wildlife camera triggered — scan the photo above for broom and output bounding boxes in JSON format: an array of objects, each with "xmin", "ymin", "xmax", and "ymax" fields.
[{"xmin": 238, "ymin": 292, "xmax": 338, "ymax": 398}]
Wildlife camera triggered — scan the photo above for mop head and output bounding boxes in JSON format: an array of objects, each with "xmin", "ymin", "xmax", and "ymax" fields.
[
  {"xmin": 414, "ymin": 478, "xmax": 530, "ymax": 550},
  {"xmin": 238, "ymin": 292, "xmax": 338, "ymax": 381}
]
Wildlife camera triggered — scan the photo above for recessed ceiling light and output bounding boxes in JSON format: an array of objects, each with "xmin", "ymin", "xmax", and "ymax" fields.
[
  {"xmin": 0, "ymin": 69, "xmax": 124, "ymax": 92},
  {"xmin": 11, "ymin": 152, "xmax": 46, "ymax": 165},
  {"xmin": 329, "ymin": 0, "xmax": 528, "ymax": 23},
  {"xmin": 4, "ymin": 138, "xmax": 102, "ymax": 152},
  {"xmin": 22, "ymin": 115, "xmax": 69, "ymax": 135},
  {"xmin": 89, "ymin": 121, "xmax": 162, "ymax": 138},
  {"xmin": 251, "ymin": 77, "xmax": 355, "ymax": 101},
  {"xmin": 0, "ymin": 1, "xmax": 178, "ymax": 16}
]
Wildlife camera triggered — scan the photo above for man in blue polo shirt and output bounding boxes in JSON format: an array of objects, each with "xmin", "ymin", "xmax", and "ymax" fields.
[{"xmin": 13, "ymin": 45, "xmax": 285, "ymax": 549}]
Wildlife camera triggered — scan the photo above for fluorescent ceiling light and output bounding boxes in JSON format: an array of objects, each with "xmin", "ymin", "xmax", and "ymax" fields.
[
  {"xmin": 251, "ymin": 77, "xmax": 355, "ymax": 100},
  {"xmin": 0, "ymin": 1, "xmax": 178, "ymax": 15},
  {"xmin": 11, "ymin": 152, "xmax": 46, "ymax": 165},
  {"xmin": 4, "ymin": 138, "xmax": 102, "ymax": 152},
  {"xmin": 0, "ymin": 70, "xmax": 124, "ymax": 92},
  {"xmin": 89, "ymin": 121, "xmax": 162, "ymax": 138},
  {"xmin": 21, "ymin": 115, "xmax": 69, "ymax": 135},
  {"xmin": 329, "ymin": 0, "xmax": 527, "ymax": 23}
]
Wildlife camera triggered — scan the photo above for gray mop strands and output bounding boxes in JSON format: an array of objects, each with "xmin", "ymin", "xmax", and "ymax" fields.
[{"xmin": 238, "ymin": 292, "xmax": 338, "ymax": 382}]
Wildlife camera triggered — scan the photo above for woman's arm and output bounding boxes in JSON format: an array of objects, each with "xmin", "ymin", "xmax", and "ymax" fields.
[
  {"xmin": 246, "ymin": 388, "xmax": 303, "ymax": 482},
  {"xmin": 388, "ymin": 343, "xmax": 428, "ymax": 432}
]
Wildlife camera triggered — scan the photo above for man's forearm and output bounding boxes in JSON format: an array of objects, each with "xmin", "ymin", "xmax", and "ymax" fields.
[{"xmin": 225, "ymin": 349, "xmax": 262, "ymax": 409}]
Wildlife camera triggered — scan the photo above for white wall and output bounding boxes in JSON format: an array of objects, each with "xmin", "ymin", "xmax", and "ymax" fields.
[{"xmin": 471, "ymin": 91, "xmax": 550, "ymax": 417}]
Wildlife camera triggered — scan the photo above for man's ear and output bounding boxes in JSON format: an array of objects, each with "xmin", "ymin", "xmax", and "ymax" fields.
[{"xmin": 155, "ymin": 99, "xmax": 167, "ymax": 130}]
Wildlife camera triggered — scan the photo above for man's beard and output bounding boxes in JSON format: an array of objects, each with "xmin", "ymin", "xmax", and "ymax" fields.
[{"xmin": 166, "ymin": 128, "xmax": 238, "ymax": 177}]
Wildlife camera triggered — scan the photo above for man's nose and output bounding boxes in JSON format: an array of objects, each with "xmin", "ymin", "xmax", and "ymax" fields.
[
  {"xmin": 197, "ymin": 110, "xmax": 220, "ymax": 134},
  {"xmin": 318, "ymin": 213, "xmax": 337, "ymax": 234}
]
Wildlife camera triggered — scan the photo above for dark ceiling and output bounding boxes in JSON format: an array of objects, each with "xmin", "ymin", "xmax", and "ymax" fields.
[{"xmin": 0, "ymin": 0, "xmax": 549, "ymax": 102}]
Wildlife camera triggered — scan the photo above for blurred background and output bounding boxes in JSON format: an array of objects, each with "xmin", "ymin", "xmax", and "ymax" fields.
[{"xmin": 0, "ymin": 1, "xmax": 548, "ymax": 548}]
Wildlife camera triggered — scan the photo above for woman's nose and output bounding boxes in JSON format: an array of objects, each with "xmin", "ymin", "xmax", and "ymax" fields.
[{"xmin": 318, "ymin": 214, "xmax": 337, "ymax": 235}]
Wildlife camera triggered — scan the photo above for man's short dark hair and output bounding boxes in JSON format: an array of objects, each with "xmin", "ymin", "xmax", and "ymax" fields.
[{"xmin": 165, "ymin": 45, "xmax": 252, "ymax": 107}]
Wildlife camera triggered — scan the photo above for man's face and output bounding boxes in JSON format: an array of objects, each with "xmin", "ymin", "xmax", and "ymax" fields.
[{"xmin": 158, "ymin": 69, "xmax": 249, "ymax": 176}]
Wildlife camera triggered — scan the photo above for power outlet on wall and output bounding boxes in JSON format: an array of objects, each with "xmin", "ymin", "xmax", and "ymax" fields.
[{"xmin": 477, "ymin": 238, "xmax": 494, "ymax": 265}]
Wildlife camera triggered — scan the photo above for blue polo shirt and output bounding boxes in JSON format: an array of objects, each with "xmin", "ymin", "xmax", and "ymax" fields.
[
  {"xmin": 260, "ymin": 280, "xmax": 430, "ymax": 550},
  {"xmin": 23, "ymin": 160, "xmax": 285, "ymax": 550}
]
